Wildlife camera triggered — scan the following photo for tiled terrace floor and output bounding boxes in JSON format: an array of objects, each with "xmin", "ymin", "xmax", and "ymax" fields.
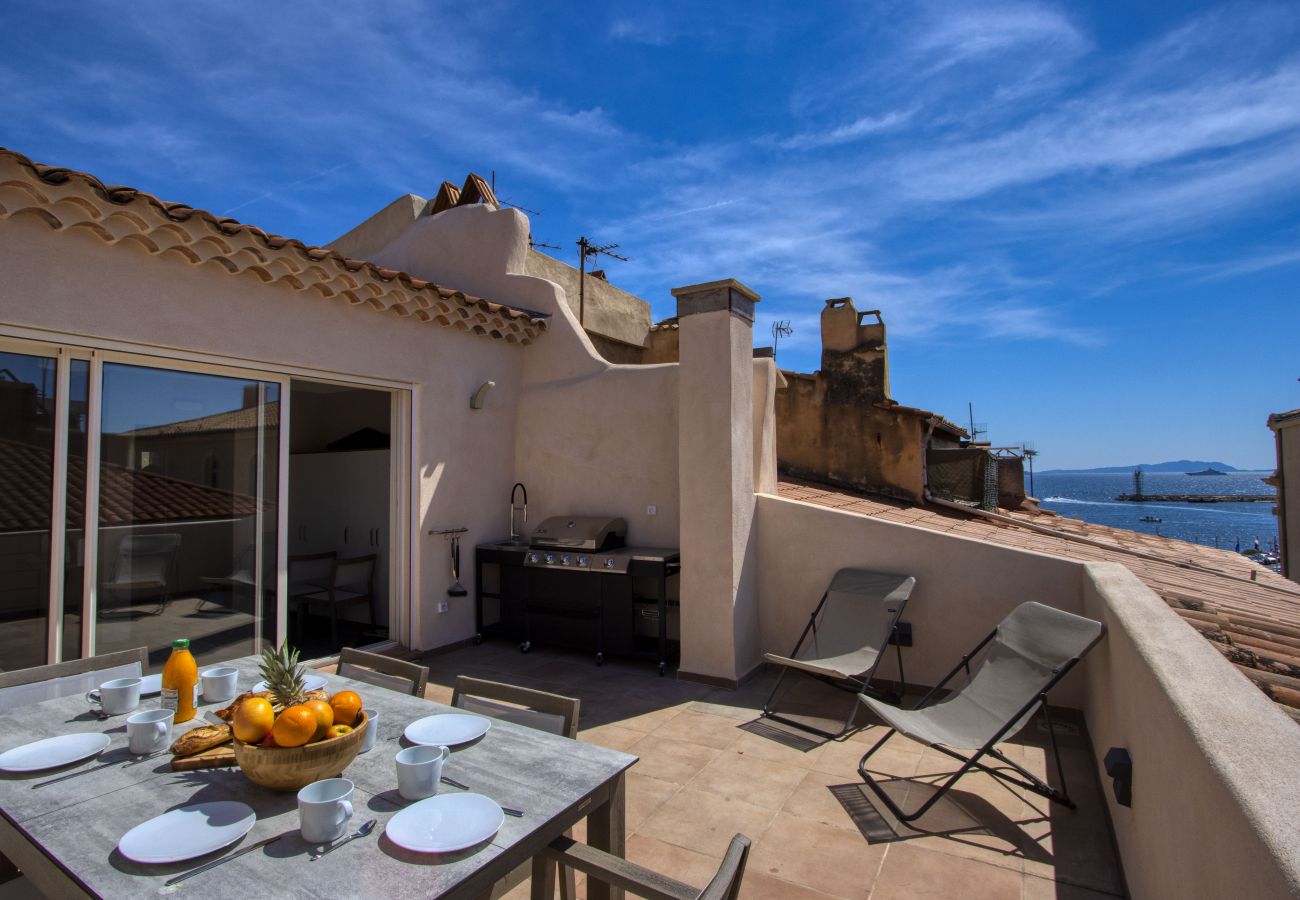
[{"xmin": 412, "ymin": 641, "xmax": 1125, "ymax": 900}]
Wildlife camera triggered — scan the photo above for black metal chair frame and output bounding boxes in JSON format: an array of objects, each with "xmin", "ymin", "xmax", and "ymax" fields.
[
  {"xmin": 761, "ymin": 588, "xmax": 909, "ymax": 741},
  {"xmin": 856, "ymin": 626, "xmax": 1085, "ymax": 824}
]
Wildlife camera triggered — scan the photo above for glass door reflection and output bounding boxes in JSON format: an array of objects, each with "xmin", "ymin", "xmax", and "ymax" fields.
[{"xmin": 95, "ymin": 364, "xmax": 279, "ymax": 671}]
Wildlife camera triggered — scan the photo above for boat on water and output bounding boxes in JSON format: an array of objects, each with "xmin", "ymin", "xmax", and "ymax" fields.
[
  {"xmin": 1187, "ymin": 468, "xmax": 1228, "ymax": 476},
  {"xmin": 1140, "ymin": 515, "xmax": 1163, "ymax": 523}
]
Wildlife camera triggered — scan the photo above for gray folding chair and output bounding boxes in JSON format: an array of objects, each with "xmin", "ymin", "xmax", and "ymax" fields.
[
  {"xmin": 294, "ymin": 553, "xmax": 377, "ymax": 649},
  {"xmin": 450, "ymin": 677, "xmax": 580, "ymax": 900},
  {"xmin": 534, "ymin": 833, "xmax": 751, "ymax": 900},
  {"xmin": 100, "ymin": 533, "xmax": 181, "ymax": 614},
  {"xmin": 762, "ymin": 569, "xmax": 915, "ymax": 739},
  {"xmin": 0, "ymin": 647, "xmax": 149, "ymax": 712},
  {"xmin": 856, "ymin": 601, "xmax": 1105, "ymax": 823},
  {"xmin": 336, "ymin": 647, "xmax": 428, "ymax": 697}
]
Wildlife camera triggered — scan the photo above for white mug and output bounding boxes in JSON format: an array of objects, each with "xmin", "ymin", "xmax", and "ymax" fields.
[
  {"xmin": 127, "ymin": 708, "xmax": 174, "ymax": 755},
  {"xmin": 359, "ymin": 708, "xmax": 378, "ymax": 754},
  {"xmin": 86, "ymin": 677, "xmax": 142, "ymax": 716},
  {"xmin": 200, "ymin": 666, "xmax": 239, "ymax": 704},
  {"xmin": 298, "ymin": 778, "xmax": 355, "ymax": 844},
  {"xmin": 395, "ymin": 745, "xmax": 449, "ymax": 801}
]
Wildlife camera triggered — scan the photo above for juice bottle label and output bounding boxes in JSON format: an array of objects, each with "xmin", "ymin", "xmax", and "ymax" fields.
[{"xmin": 161, "ymin": 688, "xmax": 178, "ymax": 711}]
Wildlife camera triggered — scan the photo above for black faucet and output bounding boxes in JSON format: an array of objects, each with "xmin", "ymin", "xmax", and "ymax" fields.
[{"xmin": 509, "ymin": 483, "xmax": 528, "ymax": 541}]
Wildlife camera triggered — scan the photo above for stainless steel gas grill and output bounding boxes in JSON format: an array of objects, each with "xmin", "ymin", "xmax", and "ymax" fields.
[{"xmin": 475, "ymin": 516, "xmax": 681, "ymax": 674}]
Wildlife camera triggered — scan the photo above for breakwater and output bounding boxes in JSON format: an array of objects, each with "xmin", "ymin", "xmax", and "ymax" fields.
[{"xmin": 1115, "ymin": 494, "xmax": 1274, "ymax": 503}]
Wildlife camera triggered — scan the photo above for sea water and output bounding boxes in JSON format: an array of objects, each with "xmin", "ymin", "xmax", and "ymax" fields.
[{"xmin": 1032, "ymin": 471, "xmax": 1278, "ymax": 551}]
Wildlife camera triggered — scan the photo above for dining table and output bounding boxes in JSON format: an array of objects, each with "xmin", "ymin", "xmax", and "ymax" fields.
[{"xmin": 0, "ymin": 655, "xmax": 636, "ymax": 899}]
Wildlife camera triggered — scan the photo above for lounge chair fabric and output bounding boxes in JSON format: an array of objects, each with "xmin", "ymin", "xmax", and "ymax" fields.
[
  {"xmin": 858, "ymin": 601, "xmax": 1103, "ymax": 750},
  {"xmin": 763, "ymin": 569, "xmax": 915, "ymax": 680}
]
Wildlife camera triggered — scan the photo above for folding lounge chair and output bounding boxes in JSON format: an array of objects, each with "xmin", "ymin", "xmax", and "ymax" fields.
[
  {"xmin": 761, "ymin": 569, "xmax": 916, "ymax": 740},
  {"xmin": 856, "ymin": 601, "xmax": 1105, "ymax": 823}
]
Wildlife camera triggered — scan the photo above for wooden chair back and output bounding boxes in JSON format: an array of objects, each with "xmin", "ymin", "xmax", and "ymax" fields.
[
  {"xmin": 538, "ymin": 833, "xmax": 751, "ymax": 900},
  {"xmin": 0, "ymin": 647, "xmax": 149, "ymax": 712},
  {"xmin": 451, "ymin": 676, "xmax": 580, "ymax": 738},
  {"xmin": 336, "ymin": 647, "xmax": 428, "ymax": 697},
  {"xmin": 331, "ymin": 554, "xmax": 377, "ymax": 595}
]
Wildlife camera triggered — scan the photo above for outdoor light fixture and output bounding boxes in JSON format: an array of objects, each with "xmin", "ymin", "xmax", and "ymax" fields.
[
  {"xmin": 1104, "ymin": 747, "xmax": 1133, "ymax": 807},
  {"xmin": 470, "ymin": 381, "xmax": 496, "ymax": 410}
]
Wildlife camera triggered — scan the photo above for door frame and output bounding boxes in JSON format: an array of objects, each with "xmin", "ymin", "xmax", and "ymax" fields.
[{"xmin": 0, "ymin": 327, "xmax": 414, "ymax": 663}]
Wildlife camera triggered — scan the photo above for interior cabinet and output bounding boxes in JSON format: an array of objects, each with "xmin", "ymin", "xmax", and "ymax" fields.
[{"xmin": 288, "ymin": 449, "xmax": 390, "ymax": 627}]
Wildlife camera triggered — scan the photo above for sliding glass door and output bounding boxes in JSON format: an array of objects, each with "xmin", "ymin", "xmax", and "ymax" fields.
[{"xmin": 94, "ymin": 363, "xmax": 280, "ymax": 670}]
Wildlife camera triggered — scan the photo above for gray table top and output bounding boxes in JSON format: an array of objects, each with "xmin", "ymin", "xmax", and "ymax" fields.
[{"xmin": 0, "ymin": 656, "xmax": 636, "ymax": 899}]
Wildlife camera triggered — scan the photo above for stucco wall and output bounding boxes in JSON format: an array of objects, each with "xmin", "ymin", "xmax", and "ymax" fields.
[
  {"xmin": 0, "ymin": 211, "xmax": 524, "ymax": 653},
  {"xmin": 1080, "ymin": 562, "xmax": 1300, "ymax": 899},
  {"xmin": 775, "ymin": 375, "xmax": 931, "ymax": 504},
  {"xmin": 522, "ymin": 250, "xmax": 651, "ymax": 351},
  {"xmin": 1274, "ymin": 417, "xmax": 1300, "ymax": 581},
  {"xmin": 369, "ymin": 204, "xmax": 683, "ymax": 548},
  {"xmin": 755, "ymin": 493, "xmax": 1089, "ymax": 705}
]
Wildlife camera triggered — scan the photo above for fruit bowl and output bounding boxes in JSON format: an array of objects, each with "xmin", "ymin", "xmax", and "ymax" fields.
[{"xmin": 233, "ymin": 712, "xmax": 368, "ymax": 791}]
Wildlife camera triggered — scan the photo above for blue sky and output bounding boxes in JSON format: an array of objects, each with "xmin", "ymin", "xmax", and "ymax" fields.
[{"xmin": 2, "ymin": 1, "xmax": 1297, "ymax": 469}]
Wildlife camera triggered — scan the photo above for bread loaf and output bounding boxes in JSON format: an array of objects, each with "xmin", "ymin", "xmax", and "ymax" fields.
[{"xmin": 170, "ymin": 723, "xmax": 232, "ymax": 757}]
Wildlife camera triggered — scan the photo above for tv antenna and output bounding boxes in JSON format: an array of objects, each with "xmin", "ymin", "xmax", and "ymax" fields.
[
  {"xmin": 771, "ymin": 320, "xmax": 793, "ymax": 361},
  {"xmin": 529, "ymin": 237, "xmax": 560, "ymax": 251},
  {"xmin": 967, "ymin": 402, "xmax": 987, "ymax": 443},
  {"xmin": 577, "ymin": 236, "xmax": 628, "ymax": 326},
  {"xmin": 1021, "ymin": 441, "xmax": 1038, "ymax": 496},
  {"xmin": 489, "ymin": 170, "xmax": 543, "ymax": 218}
]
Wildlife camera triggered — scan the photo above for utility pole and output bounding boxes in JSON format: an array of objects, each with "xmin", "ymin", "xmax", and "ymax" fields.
[{"xmin": 576, "ymin": 236, "xmax": 627, "ymax": 327}]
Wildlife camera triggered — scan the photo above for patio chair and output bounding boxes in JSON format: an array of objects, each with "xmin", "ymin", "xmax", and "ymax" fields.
[
  {"xmin": 0, "ymin": 646, "xmax": 149, "ymax": 712},
  {"xmin": 197, "ymin": 543, "xmax": 257, "ymax": 612},
  {"xmin": 761, "ymin": 569, "xmax": 916, "ymax": 739},
  {"xmin": 335, "ymin": 647, "xmax": 428, "ymax": 697},
  {"xmin": 451, "ymin": 676, "xmax": 580, "ymax": 900},
  {"xmin": 856, "ymin": 601, "xmax": 1105, "ymax": 823},
  {"xmin": 292, "ymin": 553, "xmax": 377, "ymax": 649},
  {"xmin": 99, "ymin": 533, "xmax": 181, "ymax": 615},
  {"xmin": 534, "ymin": 833, "xmax": 751, "ymax": 900}
]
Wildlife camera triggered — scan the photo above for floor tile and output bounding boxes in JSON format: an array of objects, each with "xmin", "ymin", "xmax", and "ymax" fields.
[
  {"xmin": 636, "ymin": 786, "xmax": 777, "ymax": 858},
  {"xmin": 651, "ymin": 711, "xmax": 747, "ymax": 750},
  {"xmin": 622, "ymin": 733, "xmax": 722, "ymax": 785},
  {"xmin": 747, "ymin": 811, "xmax": 886, "ymax": 899},
  {"xmin": 689, "ymin": 749, "xmax": 808, "ymax": 811},
  {"xmin": 869, "ymin": 842, "xmax": 1023, "ymax": 900}
]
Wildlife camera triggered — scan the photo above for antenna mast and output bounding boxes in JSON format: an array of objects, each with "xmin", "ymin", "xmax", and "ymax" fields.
[
  {"xmin": 771, "ymin": 320, "xmax": 793, "ymax": 361},
  {"xmin": 576, "ymin": 236, "xmax": 628, "ymax": 326}
]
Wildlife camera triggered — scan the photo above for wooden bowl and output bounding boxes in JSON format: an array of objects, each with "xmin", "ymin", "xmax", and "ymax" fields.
[{"xmin": 233, "ymin": 711, "xmax": 368, "ymax": 791}]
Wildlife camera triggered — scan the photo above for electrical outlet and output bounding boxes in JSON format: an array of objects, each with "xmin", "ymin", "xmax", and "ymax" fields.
[
  {"xmin": 437, "ymin": 601, "xmax": 449, "ymax": 614},
  {"xmin": 646, "ymin": 504, "xmax": 657, "ymax": 516}
]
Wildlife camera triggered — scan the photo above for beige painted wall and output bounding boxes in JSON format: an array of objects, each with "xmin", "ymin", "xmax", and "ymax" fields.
[
  {"xmin": 523, "ymin": 251, "xmax": 651, "ymax": 350},
  {"xmin": 0, "ymin": 212, "xmax": 524, "ymax": 653},
  {"xmin": 1080, "ymin": 562, "xmax": 1300, "ymax": 899},
  {"xmin": 755, "ymin": 493, "xmax": 1090, "ymax": 704},
  {"xmin": 1273, "ymin": 416, "xmax": 1300, "ymax": 581}
]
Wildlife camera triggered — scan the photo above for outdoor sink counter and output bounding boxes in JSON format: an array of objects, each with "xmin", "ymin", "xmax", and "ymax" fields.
[{"xmin": 0, "ymin": 656, "xmax": 635, "ymax": 899}]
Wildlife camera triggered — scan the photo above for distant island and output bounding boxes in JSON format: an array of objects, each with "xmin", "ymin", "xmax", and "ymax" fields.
[{"xmin": 1040, "ymin": 460, "xmax": 1243, "ymax": 475}]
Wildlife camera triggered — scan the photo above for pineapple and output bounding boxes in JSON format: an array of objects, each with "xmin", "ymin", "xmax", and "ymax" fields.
[{"xmin": 258, "ymin": 641, "xmax": 308, "ymax": 709}]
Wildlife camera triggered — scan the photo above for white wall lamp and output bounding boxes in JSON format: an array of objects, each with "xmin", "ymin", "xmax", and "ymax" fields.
[{"xmin": 470, "ymin": 381, "xmax": 496, "ymax": 410}]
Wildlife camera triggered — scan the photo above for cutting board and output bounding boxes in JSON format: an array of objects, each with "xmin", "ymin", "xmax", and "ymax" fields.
[{"xmin": 170, "ymin": 743, "xmax": 237, "ymax": 771}]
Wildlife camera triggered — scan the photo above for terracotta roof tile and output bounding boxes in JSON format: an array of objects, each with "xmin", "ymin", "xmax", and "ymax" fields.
[
  {"xmin": 778, "ymin": 477, "xmax": 1300, "ymax": 721},
  {"xmin": 0, "ymin": 146, "xmax": 549, "ymax": 345}
]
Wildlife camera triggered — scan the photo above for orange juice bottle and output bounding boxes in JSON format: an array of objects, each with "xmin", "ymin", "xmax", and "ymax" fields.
[{"xmin": 161, "ymin": 638, "xmax": 199, "ymax": 723}]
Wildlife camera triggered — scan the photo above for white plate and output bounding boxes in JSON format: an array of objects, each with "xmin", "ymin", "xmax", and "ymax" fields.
[
  {"xmin": 385, "ymin": 793, "xmax": 504, "ymax": 853},
  {"xmin": 118, "ymin": 801, "xmax": 257, "ymax": 864},
  {"xmin": 251, "ymin": 673, "xmax": 327, "ymax": 694},
  {"xmin": 139, "ymin": 673, "xmax": 163, "ymax": 696},
  {"xmin": 0, "ymin": 733, "xmax": 111, "ymax": 773},
  {"xmin": 404, "ymin": 713, "xmax": 491, "ymax": 747}
]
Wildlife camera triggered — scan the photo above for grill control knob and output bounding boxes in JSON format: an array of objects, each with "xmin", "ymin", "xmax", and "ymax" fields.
[
  {"xmin": 577, "ymin": 556, "xmax": 589, "ymax": 567},
  {"xmin": 561, "ymin": 554, "xmax": 572, "ymax": 566},
  {"xmin": 545, "ymin": 553, "xmax": 555, "ymax": 565},
  {"xmin": 604, "ymin": 558, "xmax": 617, "ymax": 569},
  {"xmin": 528, "ymin": 553, "xmax": 539, "ymax": 564}
]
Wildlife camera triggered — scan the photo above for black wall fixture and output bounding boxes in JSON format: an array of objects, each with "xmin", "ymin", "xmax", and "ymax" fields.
[{"xmin": 1103, "ymin": 747, "xmax": 1133, "ymax": 807}]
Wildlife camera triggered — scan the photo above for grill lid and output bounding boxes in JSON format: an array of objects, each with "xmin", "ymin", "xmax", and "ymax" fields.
[{"xmin": 530, "ymin": 515, "xmax": 627, "ymax": 551}]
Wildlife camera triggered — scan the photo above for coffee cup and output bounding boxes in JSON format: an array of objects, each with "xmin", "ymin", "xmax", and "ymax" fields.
[
  {"xmin": 395, "ymin": 745, "xmax": 449, "ymax": 800},
  {"xmin": 86, "ymin": 677, "xmax": 142, "ymax": 716},
  {"xmin": 358, "ymin": 708, "xmax": 378, "ymax": 754},
  {"xmin": 298, "ymin": 778, "xmax": 354, "ymax": 844},
  {"xmin": 200, "ymin": 666, "xmax": 239, "ymax": 704},
  {"xmin": 127, "ymin": 708, "xmax": 174, "ymax": 755}
]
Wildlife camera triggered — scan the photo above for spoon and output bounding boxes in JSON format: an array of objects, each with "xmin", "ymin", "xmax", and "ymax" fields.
[{"xmin": 309, "ymin": 819, "xmax": 377, "ymax": 861}]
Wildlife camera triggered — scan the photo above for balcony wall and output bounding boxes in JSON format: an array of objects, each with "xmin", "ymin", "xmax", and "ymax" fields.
[{"xmin": 755, "ymin": 493, "xmax": 1300, "ymax": 898}]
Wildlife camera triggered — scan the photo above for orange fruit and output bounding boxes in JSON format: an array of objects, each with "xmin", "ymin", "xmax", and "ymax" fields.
[
  {"xmin": 329, "ymin": 691, "xmax": 362, "ymax": 727},
  {"xmin": 232, "ymin": 697, "xmax": 275, "ymax": 744},
  {"xmin": 303, "ymin": 699, "xmax": 334, "ymax": 742},
  {"xmin": 327, "ymin": 724, "xmax": 352, "ymax": 739},
  {"xmin": 270, "ymin": 704, "xmax": 317, "ymax": 748}
]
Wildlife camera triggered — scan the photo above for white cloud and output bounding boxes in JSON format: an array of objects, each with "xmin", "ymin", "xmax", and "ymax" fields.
[{"xmin": 777, "ymin": 109, "xmax": 914, "ymax": 151}]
